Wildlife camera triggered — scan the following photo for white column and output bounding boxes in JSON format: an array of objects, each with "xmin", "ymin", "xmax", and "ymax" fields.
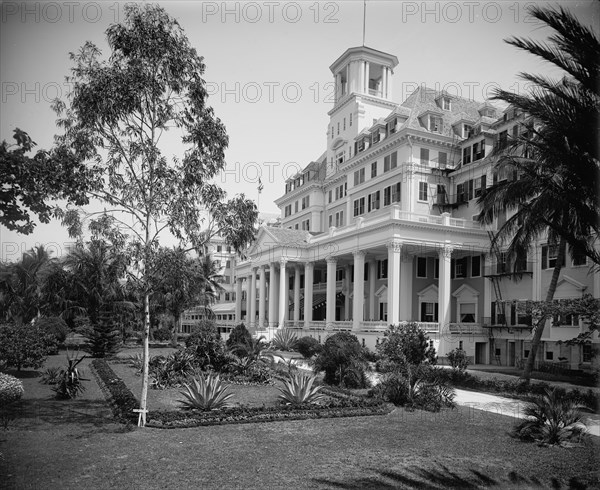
[
  {"xmin": 382, "ymin": 67, "xmax": 387, "ymax": 98},
  {"xmin": 483, "ymin": 253, "xmax": 493, "ymax": 321},
  {"xmin": 387, "ymin": 67, "xmax": 393, "ymax": 100},
  {"xmin": 249, "ymin": 268, "xmax": 257, "ymax": 330},
  {"xmin": 304, "ymin": 262, "xmax": 314, "ymax": 329},
  {"xmin": 258, "ymin": 265, "xmax": 266, "ymax": 329},
  {"xmin": 387, "ymin": 241, "xmax": 402, "ymax": 324},
  {"xmin": 532, "ymin": 243, "xmax": 542, "ymax": 301},
  {"xmin": 294, "ymin": 264, "xmax": 301, "ymax": 323},
  {"xmin": 269, "ymin": 262, "xmax": 278, "ymax": 328},
  {"xmin": 335, "ymin": 73, "xmax": 341, "ymax": 102},
  {"xmin": 358, "ymin": 61, "xmax": 365, "ymax": 94},
  {"xmin": 364, "ymin": 61, "xmax": 370, "ymax": 95},
  {"xmin": 400, "ymin": 254, "xmax": 413, "ymax": 321},
  {"xmin": 369, "ymin": 260, "xmax": 376, "ymax": 320},
  {"xmin": 235, "ymin": 278, "xmax": 243, "ymax": 322},
  {"xmin": 438, "ymin": 245, "xmax": 453, "ymax": 358},
  {"xmin": 278, "ymin": 259, "xmax": 288, "ymax": 328},
  {"xmin": 353, "ymin": 251, "xmax": 366, "ymax": 330},
  {"xmin": 344, "ymin": 264, "xmax": 352, "ymax": 320},
  {"xmin": 326, "ymin": 257, "xmax": 337, "ymax": 327}
]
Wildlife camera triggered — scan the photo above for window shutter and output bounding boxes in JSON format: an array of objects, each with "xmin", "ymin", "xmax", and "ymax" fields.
[
  {"xmin": 481, "ymin": 174, "xmax": 486, "ymax": 191},
  {"xmin": 510, "ymin": 303, "xmax": 516, "ymax": 326},
  {"xmin": 491, "ymin": 302, "xmax": 496, "ymax": 324},
  {"xmin": 451, "ymin": 259, "xmax": 455, "ymax": 279},
  {"xmin": 468, "ymin": 179, "xmax": 474, "ymax": 200},
  {"xmin": 421, "ymin": 302, "xmax": 427, "ymax": 321},
  {"xmin": 493, "ymin": 172, "xmax": 498, "ymax": 185},
  {"xmin": 434, "ymin": 303, "xmax": 439, "ymax": 322},
  {"xmin": 541, "ymin": 246, "xmax": 547, "ymax": 270}
]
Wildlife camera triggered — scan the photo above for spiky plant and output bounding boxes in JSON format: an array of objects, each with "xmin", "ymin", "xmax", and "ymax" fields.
[
  {"xmin": 277, "ymin": 372, "xmax": 324, "ymax": 405},
  {"xmin": 271, "ymin": 329, "xmax": 299, "ymax": 352},
  {"xmin": 513, "ymin": 388, "xmax": 587, "ymax": 445},
  {"xmin": 52, "ymin": 350, "xmax": 88, "ymax": 399},
  {"xmin": 179, "ymin": 373, "xmax": 233, "ymax": 411}
]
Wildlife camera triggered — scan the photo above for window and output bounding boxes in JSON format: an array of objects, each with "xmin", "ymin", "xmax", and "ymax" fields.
[
  {"xmin": 420, "ymin": 302, "xmax": 439, "ymax": 322},
  {"xmin": 284, "ymin": 205, "xmax": 292, "ymax": 217},
  {"xmin": 225, "ymin": 260, "xmax": 231, "ymax": 268},
  {"xmin": 454, "ymin": 257, "xmax": 467, "ymax": 278},
  {"xmin": 459, "ymin": 303, "xmax": 476, "ymax": 323},
  {"xmin": 336, "ymin": 151, "xmax": 344, "ymax": 165},
  {"xmin": 434, "ymin": 258, "xmax": 439, "ymax": 279},
  {"xmin": 301, "ymin": 196, "xmax": 310, "ymax": 209},
  {"xmin": 418, "ymin": 182, "xmax": 428, "ymax": 201},
  {"xmin": 294, "ymin": 201, "xmax": 299, "ymax": 213},
  {"xmin": 331, "ymin": 126, "xmax": 334, "ymax": 139},
  {"xmin": 429, "ymin": 115, "xmax": 443, "ymax": 133},
  {"xmin": 463, "ymin": 124, "xmax": 473, "ymax": 138},
  {"xmin": 343, "ymin": 118, "xmax": 346, "ymax": 130},
  {"xmin": 216, "ymin": 245, "xmax": 222, "ymax": 252},
  {"xmin": 571, "ymin": 245, "xmax": 587, "ymax": 266},
  {"xmin": 383, "ymin": 182, "xmax": 401, "ymax": 206},
  {"xmin": 336, "ymin": 269, "xmax": 344, "ymax": 281},
  {"xmin": 377, "ymin": 259, "xmax": 388, "ymax": 279},
  {"xmin": 379, "ymin": 303, "xmax": 388, "ymax": 321},
  {"xmin": 443, "ymin": 97, "xmax": 451, "ymax": 110},
  {"xmin": 463, "ymin": 146, "xmax": 471, "ymax": 165},
  {"xmin": 583, "ymin": 344, "xmax": 592, "ymax": 363},
  {"xmin": 438, "ymin": 151, "xmax": 447, "ymax": 166},
  {"xmin": 328, "ymin": 214, "xmax": 333, "ymax": 227},
  {"xmin": 301, "ymin": 219, "xmax": 310, "ymax": 231},
  {"xmin": 328, "ymin": 190, "xmax": 332, "ymax": 203},
  {"xmin": 353, "ymin": 197, "xmax": 365, "ymax": 217},
  {"xmin": 417, "ymin": 257, "xmax": 427, "ymax": 278},
  {"xmin": 335, "ymin": 210, "xmax": 344, "ymax": 227},
  {"xmin": 294, "ymin": 223, "xmax": 299, "ymax": 229},
  {"xmin": 471, "ymin": 255, "xmax": 481, "ymax": 277},
  {"xmin": 353, "ymin": 168, "xmax": 365, "ymax": 186},
  {"xmin": 496, "ymin": 252, "xmax": 507, "ymax": 274},
  {"xmin": 545, "ymin": 351, "xmax": 554, "ymax": 361},
  {"xmin": 334, "ymin": 183, "xmax": 345, "ymax": 200},
  {"xmin": 420, "ymin": 148, "xmax": 429, "ymax": 165},
  {"xmin": 383, "ymin": 152, "xmax": 397, "ymax": 172},
  {"xmin": 498, "ymin": 130, "xmax": 508, "ymax": 150},
  {"xmin": 337, "ymin": 122, "xmax": 339, "ymax": 135},
  {"xmin": 350, "ymin": 113, "xmax": 353, "ymax": 126},
  {"xmin": 542, "ymin": 243, "xmax": 563, "ymax": 270},
  {"xmin": 368, "ymin": 191, "xmax": 380, "ymax": 212},
  {"xmin": 474, "ymin": 140, "xmax": 485, "ymax": 160},
  {"xmin": 371, "ymin": 161, "xmax": 377, "ymax": 178},
  {"xmin": 225, "ymin": 293, "xmax": 230, "ymax": 301},
  {"xmin": 456, "ymin": 183, "xmax": 466, "ymax": 203},
  {"xmin": 474, "ymin": 176, "xmax": 484, "ymax": 198}
]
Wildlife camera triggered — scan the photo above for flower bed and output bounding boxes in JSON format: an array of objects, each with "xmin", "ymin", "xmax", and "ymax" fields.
[{"xmin": 92, "ymin": 358, "xmax": 393, "ymax": 428}]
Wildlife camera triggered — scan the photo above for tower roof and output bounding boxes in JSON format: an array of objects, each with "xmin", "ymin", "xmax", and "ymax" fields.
[{"xmin": 329, "ymin": 45, "xmax": 399, "ymax": 74}]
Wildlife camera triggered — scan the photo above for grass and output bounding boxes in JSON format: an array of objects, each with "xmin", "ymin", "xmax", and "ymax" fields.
[{"xmin": 2, "ymin": 352, "xmax": 599, "ymax": 488}]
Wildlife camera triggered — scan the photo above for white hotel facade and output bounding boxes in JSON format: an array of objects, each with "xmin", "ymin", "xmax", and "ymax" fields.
[{"xmin": 234, "ymin": 46, "xmax": 599, "ymax": 369}]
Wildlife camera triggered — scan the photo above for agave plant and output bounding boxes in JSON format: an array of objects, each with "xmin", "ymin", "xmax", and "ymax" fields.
[
  {"xmin": 179, "ymin": 373, "xmax": 233, "ymax": 411},
  {"xmin": 513, "ymin": 388, "xmax": 587, "ymax": 445},
  {"xmin": 52, "ymin": 350, "xmax": 88, "ymax": 399},
  {"xmin": 277, "ymin": 372, "xmax": 324, "ymax": 405},
  {"xmin": 40, "ymin": 366, "xmax": 62, "ymax": 385},
  {"xmin": 271, "ymin": 329, "xmax": 299, "ymax": 352}
]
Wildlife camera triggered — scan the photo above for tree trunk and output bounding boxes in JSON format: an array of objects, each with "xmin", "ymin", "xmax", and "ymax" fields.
[
  {"xmin": 170, "ymin": 313, "xmax": 180, "ymax": 347},
  {"xmin": 521, "ymin": 236, "xmax": 566, "ymax": 383},
  {"xmin": 138, "ymin": 292, "xmax": 151, "ymax": 426}
]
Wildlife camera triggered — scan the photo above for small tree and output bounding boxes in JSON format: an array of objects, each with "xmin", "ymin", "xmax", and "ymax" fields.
[
  {"xmin": 84, "ymin": 307, "xmax": 122, "ymax": 358},
  {"xmin": 226, "ymin": 323, "xmax": 253, "ymax": 351},
  {"xmin": 185, "ymin": 320, "xmax": 226, "ymax": 370},
  {"xmin": 376, "ymin": 323, "xmax": 437, "ymax": 371},
  {"xmin": 447, "ymin": 347, "xmax": 470, "ymax": 372},
  {"xmin": 313, "ymin": 332, "xmax": 368, "ymax": 387},
  {"xmin": 0, "ymin": 323, "xmax": 57, "ymax": 371}
]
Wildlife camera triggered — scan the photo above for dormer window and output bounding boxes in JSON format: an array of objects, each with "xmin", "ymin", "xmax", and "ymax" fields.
[
  {"xmin": 336, "ymin": 151, "xmax": 344, "ymax": 165},
  {"xmin": 429, "ymin": 115, "xmax": 443, "ymax": 133},
  {"xmin": 463, "ymin": 124, "xmax": 473, "ymax": 139},
  {"xmin": 443, "ymin": 97, "xmax": 451, "ymax": 110}
]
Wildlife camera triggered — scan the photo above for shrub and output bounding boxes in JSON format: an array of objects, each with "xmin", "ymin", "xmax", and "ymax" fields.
[
  {"xmin": 225, "ymin": 323, "xmax": 253, "ymax": 351},
  {"xmin": 84, "ymin": 309, "xmax": 122, "ymax": 358},
  {"xmin": 0, "ymin": 373, "xmax": 24, "ymax": 404},
  {"xmin": 371, "ymin": 365, "xmax": 455, "ymax": 412},
  {"xmin": 447, "ymin": 347, "xmax": 470, "ymax": 372},
  {"xmin": 0, "ymin": 323, "xmax": 57, "ymax": 370},
  {"xmin": 376, "ymin": 323, "xmax": 436, "ymax": 370},
  {"xmin": 513, "ymin": 388, "xmax": 587, "ymax": 445},
  {"xmin": 35, "ymin": 316, "xmax": 70, "ymax": 344},
  {"xmin": 313, "ymin": 332, "xmax": 369, "ymax": 388},
  {"xmin": 296, "ymin": 336, "xmax": 322, "ymax": 359},
  {"xmin": 271, "ymin": 329, "xmax": 299, "ymax": 351},
  {"xmin": 91, "ymin": 359, "xmax": 138, "ymax": 423},
  {"xmin": 40, "ymin": 367, "xmax": 62, "ymax": 385},
  {"xmin": 186, "ymin": 321, "xmax": 226, "ymax": 370},
  {"xmin": 277, "ymin": 373, "xmax": 324, "ymax": 405},
  {"xmin": 149, "ymin": 350, "xmax": 197, "ymax": 389},
  {"xmin": 52, "ymin": 351, "xmax": 88, "ymax": 399},
  {"xmin": 153, "ymin": 327, "xmax": 172, "ymax": 342},
  {"xmin": 179, "ymin": 373, "xmax": 234, "ymax": 411}
]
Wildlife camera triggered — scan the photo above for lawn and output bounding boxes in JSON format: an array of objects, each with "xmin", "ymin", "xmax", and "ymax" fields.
[{"xmin": 2, "ymin": 350, "xmax": 599, "ymax": 489}]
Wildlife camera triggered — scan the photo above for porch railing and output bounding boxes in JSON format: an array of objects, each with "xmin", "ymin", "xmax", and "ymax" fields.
[{"xmin": 448, "ymin": 323, "xmax": 484, "ymax": 334}]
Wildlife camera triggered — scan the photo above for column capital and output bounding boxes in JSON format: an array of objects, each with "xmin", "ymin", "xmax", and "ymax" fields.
[
  {"xmin": 438, "ymin": 245, "xmax": 454, "ymax": 259},
  {"xmin": 259, "ymin": 264, "xmax": 266, "ymax": 271},
  {"xmin": 303, "ymin": 261, "xmax": 314, "ymax": 269},
  {"xmin": 352, "ymin": 250, "xmax": 367, "ymax": 258},
  {"xmin": 326, "ymin": 256, "xmax": 338, "ymax": 264},
  {"xmin": 294, "ymin": 263, "xmax": 301, "ymax": 272},
  {"xmin": 279, "ymin": 258, "xmax": 288, "ymax": 268},
  {"xmin": 386, "ymin": 240, "xmax": 403, "ymax": 253}
]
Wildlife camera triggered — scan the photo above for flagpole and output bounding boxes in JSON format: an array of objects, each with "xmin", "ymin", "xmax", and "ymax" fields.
[{"xmin": 363, "ymin": 0, "xmax": 366, "ymax": 46}]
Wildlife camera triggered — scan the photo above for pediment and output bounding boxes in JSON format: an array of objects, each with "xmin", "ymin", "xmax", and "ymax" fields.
[{"xmin": 553, "ymin": 275, "xmax": 587, "ymax": 300}]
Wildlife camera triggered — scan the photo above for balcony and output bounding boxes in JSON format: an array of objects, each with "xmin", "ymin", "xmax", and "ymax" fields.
[
  {"xmin": 448, "ymin": 323, "xmax": 484, "ymax": 334},
  {"xmin": 368, "ymin": 88, "xmax": 382, "ymax": 97}
]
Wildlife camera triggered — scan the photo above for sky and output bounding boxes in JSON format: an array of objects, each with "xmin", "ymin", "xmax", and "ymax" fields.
[{"xmin": 1, "ymin": 0, "xmax": 599, "ymax": 262}]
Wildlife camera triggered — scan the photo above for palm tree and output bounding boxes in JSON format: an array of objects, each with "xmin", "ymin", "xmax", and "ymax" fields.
[
  {"xmin": 0, "ymin": 245, "xmax": 54, "ymax": 325},
  {"xmin": 478, "ymin": 4, "xmax": 600, "ymax": 382},
  {"xmin": 197, "ymin": 254, "xmax": 225, "ymax": 317}
]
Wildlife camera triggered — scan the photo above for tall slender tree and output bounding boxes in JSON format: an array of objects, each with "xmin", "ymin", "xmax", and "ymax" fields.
[
  {"xmin": 53, "ymin": 5, "xmax": 257, "ymax": 424},
  {"xmin": 478, "ymin": 4, "xmax": 600, "ymax": 382}
]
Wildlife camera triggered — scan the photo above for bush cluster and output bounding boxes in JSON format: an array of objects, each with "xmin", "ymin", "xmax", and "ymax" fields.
[
  {"xmin": 0, "ymin": 323, "xmax": 57, "ymax": 370},
  {"xmin": 0, "ymin": 373, "xmax": 24, "ymax": 404},
  {"xmin": 446, "ymin": 347, "xmax": 470, "ymax": 372},
  {"xmin": 312, "ymin": 332, "xmax": 370, "ymax": 388},
  {"xmin": 296, "ymin": 336, "xmax": 322, "ymax": 359},
  {"xmin": 153, "ymin": 327, "xmax": 172, "ymax": 342}
]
